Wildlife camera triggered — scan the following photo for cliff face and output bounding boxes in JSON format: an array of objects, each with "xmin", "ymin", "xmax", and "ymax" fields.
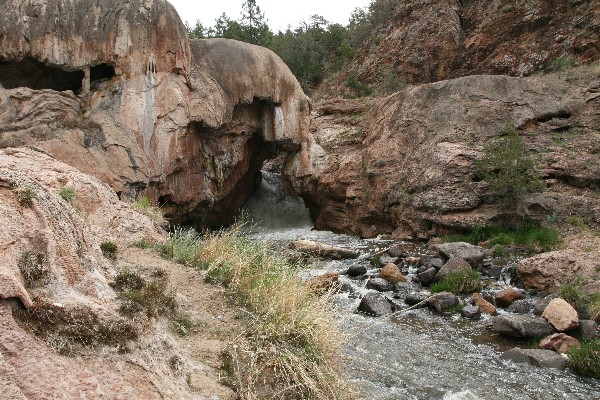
[
  {"xmin": 323, "ymin": 0, "xmax": 600, "ymax": 94},
  {"xmin": 297, "ymin": 71, "xmax": 600, "ymax": 238},
  {"xmin": 0, "ymin": 1, "xmax": 311, "ymax": 229}
]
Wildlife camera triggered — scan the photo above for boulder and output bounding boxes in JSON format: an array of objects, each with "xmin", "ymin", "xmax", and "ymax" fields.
[
  {"xmin": 507, "ymin": 299, "xmax": 534, "ymax": 315},
  {"xmin": 405, "ymin": 292, "xmax": 430, "ymax": 306},
  {"xmin": 574, "ymin": 320, "xmax": 599, "ymax": 341},
  {"xmin": 471, "ymin": 295, "xmax": 497, "ymax": 315},
  {"xmin": 357, "ymin": 292, "xmax": 392, "ymax": 317},
  {"xmin": 430, "ymin": 258, "xmax": 445, "ymax": 270},
  {"xmin": 366, "ymin": 278, "xmax": 394, "ymax": 292},
  {"xmin": 417, "ymin": 267, "xmax": 437, "ymax": 286},
  {"xmin": 533, "ymin": 296, "xmax": 556, "ymax": 316},
  {"xmin": 542, "ymin": 298, "xmax": 579, "ymax": 331},
  {"xmin": 290, "ymin": 240, "xmax": 359, "ymax": 259},
  {"xmin": 495, "ymin": 287, "xmax": 525, "ymax": 308},
  {"xmin": 493, "ymin": 315, "xmax": 555, "ymax": 339},
  {"xmin": 306, "ymin": 272, "xmax": 339, "ymax": 296},
  {"xmin": 427, "ymin": 292, "xmax": 459, "ymax": 313},
  {"xmin": 387, "ymin": 246, "xmax": 408, "ymax": 258},
  {"xmin": 539, "ymin": 333, "xmax": 580, "ymax": 354},
  {"xmin": 435, "ymin": 257, "xmax": 471, "ymax": 282},
  {"xmin": 500, "ymin": 348, "xmax": 567, "ymax": 370},
  {"xmin": 427, "ymin": 238, "xmax": 444, "ymax": 249},
  {"xmin": 461, "ymin": 305, "xmax": 481, "ymax": 320},
  {"xmin": 405, "ymin": 257, "xmax": 420, "ymax": 265},
  {"xmin": 434, "ymin": 242, "xmax": 486, "ymax": 267},
  {"xmin": 346, "ymin": 264, "xmax": 368, "ymax": 277},
  {"xmin": 380, "ymin": 263, "xmax": 405, "ymax": 284},
  {"xmin": 379, "ymin": 255, "xmax": 399, "ymax": 266}
]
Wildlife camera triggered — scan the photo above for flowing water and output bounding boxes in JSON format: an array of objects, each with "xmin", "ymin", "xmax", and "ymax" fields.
[{"xmin": 242, "ymin": 172, "xmax": 600, "ymax": 400}]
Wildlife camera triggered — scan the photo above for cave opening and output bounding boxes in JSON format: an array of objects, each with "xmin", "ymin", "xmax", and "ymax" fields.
[
  {"xmin": 0, "ymin": 57, "xmax": 84, "ymax": 92},
  {"xmin": 90, "ymin": 63, "xmax": 116, "ymax": 83}
]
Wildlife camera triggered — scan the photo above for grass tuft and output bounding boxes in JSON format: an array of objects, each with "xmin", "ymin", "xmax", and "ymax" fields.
[
  {"xmin": 100, "ymin": 242, "xmax": 118, "ymax": 260},
  {"xmin": 559, "ymin": 276, "xmax": 591, "ymax": 309},
  {"xmin": 568, "ymin": 339, "xmax": 600, "ymax": 378},
  {"xmin": 58, "ymin": 187, "xmax": 76, "ymax": 202},
  {"xmin": 131, "ymin": 239, "xmax": 154, "ymax": 249},
  {"xmin": 162, "ymin": 224, "xmax": 352, "ymax": 399},
  {"xmin": 18, "ymin": 250, "xmax": 50, "ymax": 287},
  {"xmin": 158, "ymin": 227, "xmax": 202, "ymax": 266},
  {"xmin": 115, "ymin": 269, "xmax": 177, "ymax": 318},
  {"xmin": 14, "ymin": 185, "xmax": 37, "ymax": 206},
  {"xmin": 430, "ymin": 270, "xmax": 482, "ymax": 294},
  {"xmin": 132, "ymin": 196, "xmax": 167, "ymax": 228}
]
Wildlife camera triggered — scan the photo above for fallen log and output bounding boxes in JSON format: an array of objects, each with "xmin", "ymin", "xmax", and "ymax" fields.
[{"xmin": 290, "ymin": 239, "xmax": 360, "ymax": 259}]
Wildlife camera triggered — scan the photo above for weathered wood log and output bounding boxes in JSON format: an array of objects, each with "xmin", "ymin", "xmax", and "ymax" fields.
[{"xmin": 290, "ymin": 240, "xmax": 359, "ymax": 259}]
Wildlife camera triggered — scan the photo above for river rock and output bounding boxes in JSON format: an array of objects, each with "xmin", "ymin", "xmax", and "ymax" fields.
[
  {"xmin": 500, "ymin": 348, "xmax": 568, "ymax": 370},
  {"xmin": 573, "ymin": 320, "xmax": 599, "ymax": 341},
  {"xmin": 346, "ymin": 264, "xmax": 368, "ymax": 277},
  {"xmin": 507, "ymin": 299, "xmax": 534, "ymax": 315},
  {"xmin": 493, "ymin": 315, "xmax": 555, "ymax": 339},
  {"xmin": 539, "ymin": 333, "xmax": 581, "ymax": 354},
  {"xmin": 471, "ymin": 295, "xmax": 497, "ymax": 315},
  {"xmin": 435, "ymin": 257, "xmax": 471, "ymax": 282},
  {"xmin": 379, "ymin": 255, "xmax": 399, "ymax": 266},
  {"xmin": 387, "ymin": 246, "xmax": 408, "ymax": 258},
  {"xmin": 306, "ymin": 272, "xmax": 339, "ymax": 296},
  {"xmin": 380, "ymin": 263, "xmax": 405, "ymax": 284},
  {"xmin": 290, "ymin": 240, "xmax": 360, "ymax": 259},
  {"xmin": 427, "ymin": 292, "xmax": 459, "ymax": 313},
  {"xmin": 434, "ymin": 242, "xmax": 486, "ymax": 267},
  {"xmin": 405, "ymin": 257, "xmax": 420, "ymax": 265},
  {"xmin": 417, "ymin": 267, "xmax": 437, "ymax": 286},
  {"xmin": 367, "ymin": 278, "xmax": 394, "ymax": 292},
  {"xmin": 427, "ymin": 238, "xmax": 444, "ymax": 249},
  {"xmin": 533, "ymin": 295, "xmax": 556, "ymax": 316},
  {"xmin": 542, "ymin": 298, "xmax": 579, "ymax": 331},
  {"xmin": 461, "ymin": 305, "xmax": 481, "ymax": 320},
  {"xmin": 430, "ymin": 258, "xmax": 445, "ymax": 270},
  {"xmin": 405, "ymin": 292, "xmax": 429, "ymax": 306},
  {"xmin": 494, "ymin": 287, "xmax": 525, "ymax": 308},
  {"xmin": 357, "ymin": 292, "xmax": 392, "ymax": 317}
]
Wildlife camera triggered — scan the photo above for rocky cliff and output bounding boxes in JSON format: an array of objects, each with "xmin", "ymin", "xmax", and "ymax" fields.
[
  {"xmin": 322, "ymin": 0, "xmax": 600, "ymax": 95},
  {"xmin": 0, "ymin": 0, "xmax": 311, "ymax": 229},
  {"xmin": 297, "ymin": 69, "xmax": 600, "ymax": 238}
]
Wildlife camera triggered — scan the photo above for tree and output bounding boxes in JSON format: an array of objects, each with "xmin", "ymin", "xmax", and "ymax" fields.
[
  {"xmin": 476, "ymin": 125, "xmax": 544, "ymax": 209},
  {"xmin": 239, "ymin": 0, "xmax": 271, "ymax": 46},
  {"xmin": 186, "ymin": 19, "xmax": 205, "ymax": 39}
]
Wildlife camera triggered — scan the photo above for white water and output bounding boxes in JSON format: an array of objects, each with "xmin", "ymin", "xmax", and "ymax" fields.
[{"xmin": 242, "ymin": 172, "xmax": 600, "ymax": 400}]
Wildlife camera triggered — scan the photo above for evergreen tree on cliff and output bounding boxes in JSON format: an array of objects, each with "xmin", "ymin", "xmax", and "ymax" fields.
[{"xmin": 239, "ymin": 0, "xmax": 271, "ymax": 46}]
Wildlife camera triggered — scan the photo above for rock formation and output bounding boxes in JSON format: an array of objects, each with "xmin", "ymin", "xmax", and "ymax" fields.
[
  {"xmin": 297, "ymin": 73, "xmax": 600, "ymax": 238},
  {"xmin": 322, "ymin": 0, "xmax": 600, "ymax": 94},
  {"xmin": 0, "ymin": 0, "xmax": 311, "ymax": 229}
]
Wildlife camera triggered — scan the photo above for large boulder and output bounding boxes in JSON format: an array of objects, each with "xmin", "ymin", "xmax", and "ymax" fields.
[
  {"xmin": 380, "ymin": 263, "xmax": 405, "ymax": 284},
  {"xmin": 435, "ymin": 257, "xmax": 471, "ymax": 282},
  {"xmin": 500, "ymin": 348, "xmax": 568, "ymax": 370},
  {"xmin": 433, "ymin": 242, "xmax": 486, "ymax": 267},
  {"xmin": 357, "ymin": 292, "xmax": 392, "ymax": 317},
  {"xmin": 427, "ymin": 292, "xmax": 459, "ymax": 313},
  {"xmin": 542, "ymin": 298, "xmax": 580, "ymax": 331},
  {"xmin": 493, "ymin": 315, "xmax": 555, "ymax": 339}
]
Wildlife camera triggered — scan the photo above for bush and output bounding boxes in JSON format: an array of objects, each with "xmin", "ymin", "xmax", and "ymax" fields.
[
  {"xmin": 15, "ymin": 185, "xmax": 37, "ymax": 206},
  {"xmin": 131, "ymin": 239, "xmax": 153, "ymax": 249},
  {"xmin": 18, "ymin": 250, "xmax": 50, "ymax": 287},
  {"xmin": 568, "ymin": 339, "xmax": 600, "ymax": 378},
  {"xmin": 559, "ymin": 276, "xmax": 590, "ymax": 309},
  {"xmin": 430, "ymin": 270, "xmax": 482, "ymax": 294},
  {"xmin": 158, "ymin": 227, "xmax": 201, "ymax": 267},
  {"xmin": 59, "ymin": 187, "xmax": 76, "ymax": 202},
  {"xmin": 476, "ymin": 125, "xmax": 544, "ymax": 209},
  {"xmin": 345, "ymin": 74, "xmax": 373, "ymax": 98},
  {"xmin": 115, "ymin": 270, "xmax": 177, "ymax": 318},
  {"xmin": 172, "ymin": 312, "xmax": 194, "ymax": 337},
  {"xmin": 547, "ymin": 56, "xmax": 577, "ymax": 73},
  {"xmin": 100, "ymin": 242, "xmax": 118, "ymax": 260}
]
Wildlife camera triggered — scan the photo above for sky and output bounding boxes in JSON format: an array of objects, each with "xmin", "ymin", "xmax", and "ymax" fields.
[{"xmin": 168, "ymin": 0, "xmax": 373, "ymax": 33}]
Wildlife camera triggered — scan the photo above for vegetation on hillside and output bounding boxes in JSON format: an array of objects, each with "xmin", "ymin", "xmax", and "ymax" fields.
[{"xmin": 185, "ymin": 0, "xmax": 397, "ymax": 93}]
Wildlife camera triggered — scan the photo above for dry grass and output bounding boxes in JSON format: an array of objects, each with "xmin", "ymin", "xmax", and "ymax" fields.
[{"xmin": 164, "ymin": 224, "xmax": 353, "ymax": 399}]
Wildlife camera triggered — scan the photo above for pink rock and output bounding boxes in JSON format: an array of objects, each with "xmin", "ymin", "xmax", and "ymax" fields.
[
  {"xmin": 542, "ymin": 298, "xmax": 579, "ymax": 331},
  {"xmin": 539, "ymin": 333, "xmax": 581, "ymax": 354},
  {"xmin": 495, "ymin": 287, "xmax": 524, "ymax": 308}
]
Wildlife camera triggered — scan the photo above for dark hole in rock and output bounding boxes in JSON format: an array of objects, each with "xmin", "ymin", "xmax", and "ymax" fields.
[
  {"xmin": 90, "ymin": 64, "xmax": 116, "ymax": 82},
  {"xmin": 0, "ymin": 57, "xmax": 83, "ymax": 92}
]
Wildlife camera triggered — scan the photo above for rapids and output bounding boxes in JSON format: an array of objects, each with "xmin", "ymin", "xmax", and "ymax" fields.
[{"xmin": 242, "ymin": 172, "xmax": 600, "ymax": 400}]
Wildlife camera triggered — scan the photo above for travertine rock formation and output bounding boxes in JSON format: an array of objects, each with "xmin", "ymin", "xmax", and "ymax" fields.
[
  {"xmin": 0, "ymin": 1, "xmax": 311, "ymax": 229},
  {"xmin": 323, "ymin": 0, "xmax": 600, "ymax": 95},
  {"xmin": 297, "ymin": 73, "xmax": 600, "ymax": 238}
]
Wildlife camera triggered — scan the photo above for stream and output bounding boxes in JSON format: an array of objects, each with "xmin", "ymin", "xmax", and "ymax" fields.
[{"xmin": 242, "ymin": 172, "xmax": 600, "ymax": 400}]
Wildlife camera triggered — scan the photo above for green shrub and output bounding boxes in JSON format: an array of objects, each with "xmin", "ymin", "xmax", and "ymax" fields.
[
  {"xmin": 547, "ymin": 56, "xmax": 577, "ymax": 73},
  {"xmin": 131, "ymin": 239, "xmax": 153, "ymax": 249},
  {"xmin": 172, "ymin": 312, "xmax": 194, "ymax": 337},
  {"xmin": 100, "ymin": 242, "xmax": 118, "ymax": 260},
  {"xmin": 589, "ymin": 295, "xmax": 600, "ymax": 323},
  {"xmin": 116, "ymin": 270, "xmax": 177, "ymax": 318},
  {"xmin": 158, "ymin": 227, "xmax": 201, "ymax": 266},
  {"xmin": 559, "ymin": 276, "xmax": 590, "ymax": 309},
  {"xmin": 132, "ymin": 196, "xmax": 167, "ymax": 228},
  {"xmin": 476, "ymin": 125, "xmax": 544, "ymax": 209},
  {"xmin": 15, "ymin": 185, "xmax": 37, "ymax": 206},
  {"xmin": 568, "ymin": 339, "xmax": 600, "ymax": 378},
  {"xmin": 58, "ymin": 187, "xmax": 76, "ymax": 202},
  {"xmin": 379, "ymin": 67, "xmax": 406, "ymax": 95},
  {"xmin": 18, "ymin": 250, "xmax": 50, "ymax": 287},
  {"xmin": 345, "ymin": 74, "xmax": 373, "ymax": 98},
  {"xmin": 430, "ymin": 270, "xmax": 482, "ymax": 294}
]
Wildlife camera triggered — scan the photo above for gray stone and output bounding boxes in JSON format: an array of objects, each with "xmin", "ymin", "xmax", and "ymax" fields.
[
  {"xmin": 419, "ymin": 255, "xmax": 433, "ymax": 267},
  {"xmin": 461, "ymin": 305, "xmax": 481, "ymax": 319},
  {"xmin": 434, "ymin": 242, "xmax": 486, "ymax": 267},
  {"xmin": 346, "ymin": 264, "xmax": 367, "ymax": 277},
  {"xmin": 366, "ymin": 277, "xmax": 394, "ymax": 292},
  {"xmin": 379, "ymin": 255, "xmax": 398, "ymax": 266},
  {"xmin": 507, "ymin": 299, "xmax": 534, "ymax": 315},
  {"xmin": 427, "ymin": 292, "xmax": 459, "ymax": 313},
  {"xmin": 574, "ymin": 319, "xmax": 599, "ymax": 341},
  {"xmin": 387, "ymin": 246, "xmax": 408, "ymax": 258},
  {"xmin": 493, "ymin": 314, "xmax": 555, "ymax": 339},
  {"xmin": 500, "ymin": 348, "xmax": 568, "ymax": 369},
  {"xmin": 357, "ymin": 292, "xmax": 392, "ymax": 317},
  {"xmin": 435, "ymin": 257, "xmax": 471, "ymax": 282},
  {"xmin": 405, "ymin": 292, "xmax": 429, "ymax": 306},
  {"xmin": 417, "ymin": 267, "xmax": 437, "ymax": 286},
  {"xmin": 533, "ymin": 295, "xmax": 555, "ymax": 316},
  {"xmin": 430, "ymin": 258, "xmax": 445, "ymax": 269}
]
